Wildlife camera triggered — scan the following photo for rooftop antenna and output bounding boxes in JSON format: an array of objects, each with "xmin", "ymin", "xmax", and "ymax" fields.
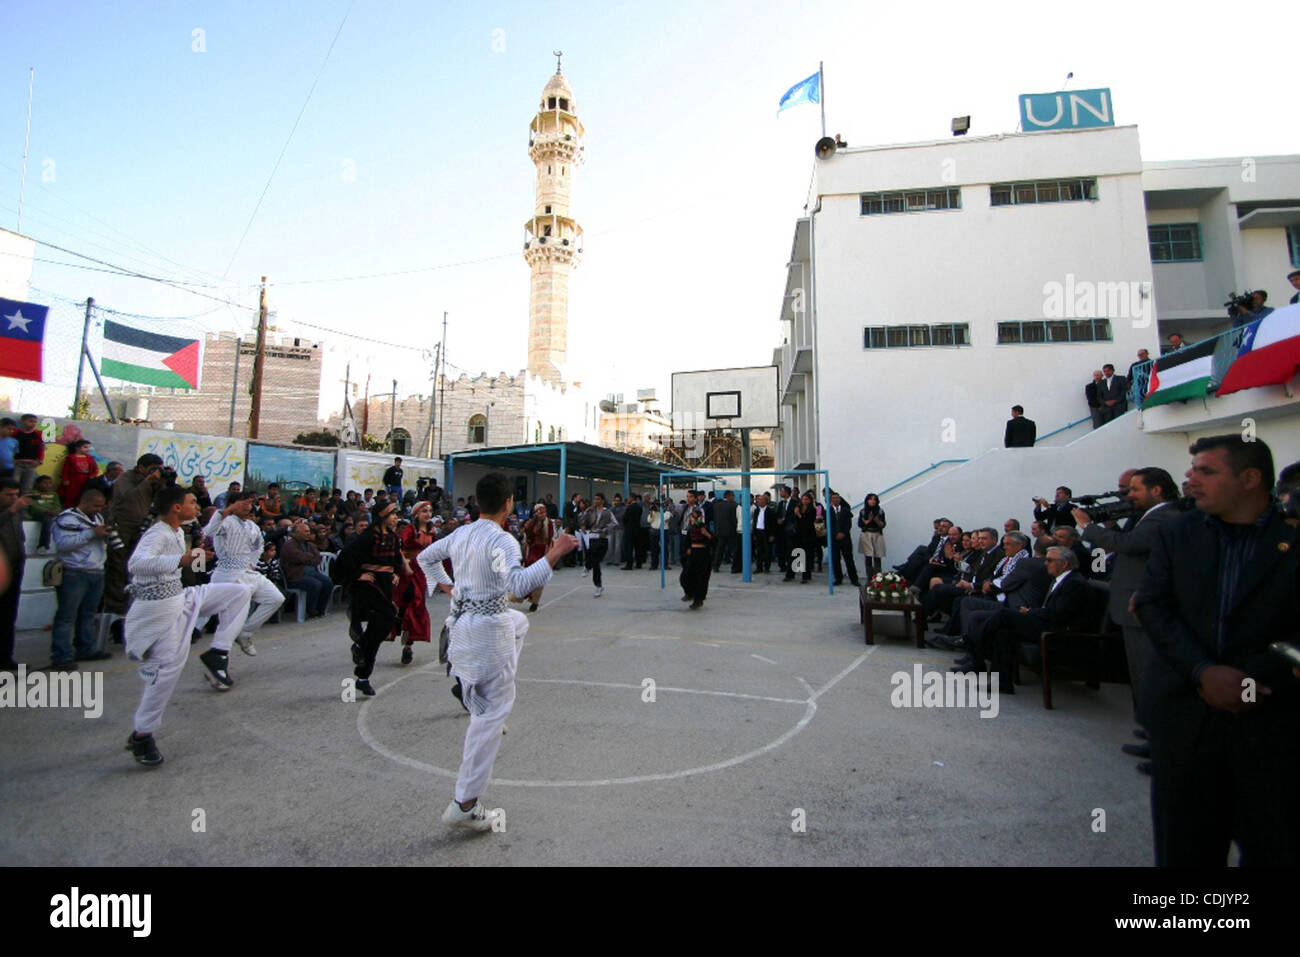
[{"xmin": 1062, "ymin": 71, "xmax": 1074, "ymax": 90}]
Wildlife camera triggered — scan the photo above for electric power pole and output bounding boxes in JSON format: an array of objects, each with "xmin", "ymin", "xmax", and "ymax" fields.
[
  {"xmin": 247, "ymin": 276, "xmax": 268, "ymax": 439},
  {"xmin": 437, "ymin": 310, "xmax": 448, "ymax": 459}
]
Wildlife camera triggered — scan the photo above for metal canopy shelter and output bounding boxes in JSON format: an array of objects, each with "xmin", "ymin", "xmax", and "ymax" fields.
[{"xmin": 445, "ymin": 441, "xmax": 693, "ymax": 508}]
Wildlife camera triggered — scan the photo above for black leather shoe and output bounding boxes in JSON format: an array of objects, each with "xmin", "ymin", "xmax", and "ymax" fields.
[
  {"xmin": 1136, "ymin": 761, "xmax": 1152, "ymax": 776},
  {"xmin": 400, "ymin": 644, "xmax": 413, "ymax": 666},
  {"xmin": 925, "ymin": 635, "xmax": 957, "ymax": 651},
  {"xmin": 355, "ymin": 678, "xmax": 376, "ymax": 697},
  {"xmin": 125, "ymin": 731, "xmax": 163, "ymax": 767},
  {"xmin": 76, "ymin": 650, "xmax": 112, "ymax": 662},
  {"xmin": 1121, "ymin": 742, "xmax": 1151, "ymax": 758}
]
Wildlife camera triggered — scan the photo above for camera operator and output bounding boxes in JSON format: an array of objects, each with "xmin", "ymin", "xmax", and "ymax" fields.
[
  {"xmin": 1134, "ymin": 435, "xmax": 1300, "ymax": 866},
  {"xmin": 1278, "ymin": 461, "xmax": 1299, "ymax": 528},
  {"xmin": 1032, "ymin": 486, "xmax": 1075, "ymax": 531},
  {"xmin": 104, "ymin": 454, "xmax": 167, "ymax": 616},
  {"xmin": 1071, "ymin": 467, "xmax": 1180, "ymax": 774}
]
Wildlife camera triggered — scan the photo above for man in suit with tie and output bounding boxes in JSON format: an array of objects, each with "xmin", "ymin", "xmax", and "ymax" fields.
[
  {"xmin": 1073, "ymin": 466, "xmax": 1181, "ymax": 774},
  {"xmin": 775, "ymin": 486, "xmax": 797, "ymax": 580},
  {"xmin": 919, "ymin": 527, "xmax": 1002, "ymax": 616},
  {"xmin": 750, "ymin": 492, "xmax": 777, "ymax": 573},
  {"xmin": 827, "ymin": 491, "xmax": 859, "ymax": 586},
  {"xmin": 1004, "ymin": 405, "xmax": 1036, "ymax": 448},
  {"xmin": 896, "ymin": 518, "xmax": 951, "ymax": 584},
  {"xmin": 1135, "ymin": 435, "xmax": 1300, "ymax": 866},
  {"xmin": 927, "ymin": 531, "xmax": 1050, "ymax": 650},
  {"xmin": 1097, "ymin": 364, "xmax": 1128, "ymax": 423},
  {"xmin": 954, "ymin": 546, "xmax": 1094, "ymax": 690}
]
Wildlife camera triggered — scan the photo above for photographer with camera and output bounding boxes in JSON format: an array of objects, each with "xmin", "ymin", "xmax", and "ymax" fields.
[
  {"xmin": 1032, "ymin": 486, "xmax": 1075, "ymax": 531},
  {"xmin": 104, "ymin": 454, "xmax": 167, "ymax": 616},
  {"xmin": 1071, "ymin": 467, "xmax": 1181, "ymax": 775},
  {"xmin": 48, "ymin": 487, "xmax": 114, "ymax": 669}
]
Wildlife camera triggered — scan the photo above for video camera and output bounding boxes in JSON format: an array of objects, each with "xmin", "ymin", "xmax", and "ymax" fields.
[
  {"xmin": 1223, "ymin": 290, "xmax": 1254, "ymax": 318},
  {"xmin": 1071, "ymin": 489, "xmax": 1136, "ymax": 525}
]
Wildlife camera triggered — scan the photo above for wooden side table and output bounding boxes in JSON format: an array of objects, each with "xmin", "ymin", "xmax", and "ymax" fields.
[{"xmin": 859, "ymin": 587, "xmax": 926, "ymax": 648}]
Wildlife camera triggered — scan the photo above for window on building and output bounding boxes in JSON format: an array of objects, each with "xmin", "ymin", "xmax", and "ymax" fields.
[
  {"xmin": 990, "ymin": 178, "xmax": 1098, "ymax": 206},
  {"xmin": 544, "ymin": 205, "xmax": 551, "ymax": 214},
  {"xmin": 860, "ymin": 187, "xmax": 961, "ymax": 215},
  {"xmin": 863, "ymin": 323, "xmax": 970, "ymax": 348},
  {"xmin": 543, "ymin": 225, "xmax": 553, "ymax": 236},
  {"xmin": 1287, "ymin": 225, "xmax": 1300, "ymax": 267},
  {"xmin": 559, "ymin": 98, "xmax": 568, "ymax": 110},
  {"xmin": 615, "ymin": 430, "xmax": 628, "ymax": 444},
  {"xmin": 997, "ymin": 318, "xmax": 1111, "ymax": 343},
  {"xmin": 548, "ymin": 97, "xmax": 557, "ymax": 109},
  {"xmin": 1148, "ymin": 223, "xmax": 1202, "ymax": 262},
  {"xmin": 548, "ymin": 426, "xmax": 555, "ymax": 441},
  {"xmin": 386, "ymin": 428, "xmax": 411, "ymax": 456},
  {"xmin": 468, "ymin": 414, "xmax": 486, "ymax": 444}
]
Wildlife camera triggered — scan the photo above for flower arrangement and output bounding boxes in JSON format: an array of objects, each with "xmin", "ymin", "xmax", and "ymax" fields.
[{"xmin": 866, "ymin": 571, "xmax": 909, "ymax": 602}]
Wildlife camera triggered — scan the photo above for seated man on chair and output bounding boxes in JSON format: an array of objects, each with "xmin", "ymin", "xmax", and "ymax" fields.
[
  {"xmin": 280, "ymin": 520, "xmax": 332, "ymax": 619},
  {"xmin": 952, "ymin": 545, "xmax": 1094, "ymax": 691}
]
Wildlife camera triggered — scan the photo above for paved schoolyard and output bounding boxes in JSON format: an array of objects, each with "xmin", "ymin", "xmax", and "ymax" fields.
[{"xmin": 0, "ymin": 565, "xmax": 1152, "ymax": 866}]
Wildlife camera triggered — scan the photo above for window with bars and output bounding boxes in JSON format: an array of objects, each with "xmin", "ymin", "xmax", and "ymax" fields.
[
  {"xmin": 861, "ymin": 187, "xmax": 961, "ymax": 215},
  {"xmin": 997, "ymin": 318, "xmax": 1111, "ymax": 343},
  {"xmin": 1288, "ymin": 225, "xmax": 1300, "ymax": 267},
  {"xmin": 990, "ymin": 178, "xmax": 1098, "ymax": 206},
  {"xmin": 1148, "ymin": 223, "xmax": 1202, "ymax": 262},
  {"xmin": 863, "ymin": 323, "xmax": 970, "ymax": 349}
]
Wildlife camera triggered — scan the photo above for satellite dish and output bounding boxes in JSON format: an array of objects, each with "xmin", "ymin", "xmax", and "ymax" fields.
[
  {"xmin": 815, "ymin": 136, "xmax": 837, "ymax": 160},
  {"xmin": 598, "ymin": 399, "xmax": 618, "ymax": 413}
]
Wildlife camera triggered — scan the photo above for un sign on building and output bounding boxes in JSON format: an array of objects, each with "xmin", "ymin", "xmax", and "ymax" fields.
[{"xmin": 1019, "ymin": 88, "xmax": 1114, "ymax": 132}]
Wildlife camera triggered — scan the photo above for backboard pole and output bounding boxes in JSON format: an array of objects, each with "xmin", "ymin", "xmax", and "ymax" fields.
[{"xmin": 741, "ymin": 428, "xmax": 752, "ymax": 582}]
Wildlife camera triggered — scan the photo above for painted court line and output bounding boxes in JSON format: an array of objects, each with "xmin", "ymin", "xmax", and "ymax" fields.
[{"xmin": 750, "ymin": 653, "xmax": 778, "ymax": 665}]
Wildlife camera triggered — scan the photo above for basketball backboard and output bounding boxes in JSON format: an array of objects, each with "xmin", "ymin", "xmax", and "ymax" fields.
[{"xmin": 671, "ymin": 366, "xmax": 779, "ymax": 432}]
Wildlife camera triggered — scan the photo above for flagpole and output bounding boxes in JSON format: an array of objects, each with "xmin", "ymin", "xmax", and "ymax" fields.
[
  {"xmin": 17, "ymin": 68, "xmax": 33, "ymax": 233},
  {"xmin": 819, "ymin": 61, "xmax": 825, "ymax": 139},
  {"xmin": 72, "ymin": 296, "xmax": 93, "ymax": 419}
]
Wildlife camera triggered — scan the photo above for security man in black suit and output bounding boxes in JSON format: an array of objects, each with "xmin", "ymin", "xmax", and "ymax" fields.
[
  {"xmin": 954, "ymin": 545, "xmax": 1094, "ymax": 691},
  {"xmin": 1004, "ymin": 405, "xmax": 1037, "ymax": 447},
  {"xmin": 751, "ymin": 493, "xmax": 777, "ymax": 573},
  {"xmin": 1135, "ymin": 435, "xmax": 1300, "ymax": 866}
]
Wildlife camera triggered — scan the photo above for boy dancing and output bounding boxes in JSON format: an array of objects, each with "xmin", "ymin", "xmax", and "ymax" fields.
[
  {"xmin": 124, "ymin": 486, "xmax": 253, "ymax": 767},
  {"xmin": 204, "ymin": 491, "xmax": 283, "ymax": 656},
  {"xmin": 418, "ymin": 473, "xmax": 576, "ymax": 831}
]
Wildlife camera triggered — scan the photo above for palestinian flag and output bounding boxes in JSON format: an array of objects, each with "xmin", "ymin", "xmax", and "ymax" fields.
[
  {"xmin": 1144, "ymin": 338, "xmax": 1214, "ymax": 408},
  {"xmin": 1216, "ymin": 304, "xmax": 1300, "ymax": 397},
  {"xmin": 101, "ymin": 320, "xmax": 201, "ymax": 389}
]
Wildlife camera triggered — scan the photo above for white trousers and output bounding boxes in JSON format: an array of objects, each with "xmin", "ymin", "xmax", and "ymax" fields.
[
  {"xmin": 452, "ymin": 609, "xmax": 528, "ymax": 804},
  {"xmin": 128, "ymin": 582, "xmax": 252, "ymax": 735},
  {"xmin": 211, "ymin": 569, "xmax": 284, "ymax": 644}
]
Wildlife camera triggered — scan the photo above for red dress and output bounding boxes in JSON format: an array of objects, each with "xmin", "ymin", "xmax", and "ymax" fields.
[
  {"xmin": 59, "ymin": 453, "xmax": 99, "ymax": 508},
  {"xmin": 390, "ymin": 523, "xmax": 434, "ymax": 643},
  {"xmin": 524, "ymin": 517, "xmax": 552, "ymax": 565}
]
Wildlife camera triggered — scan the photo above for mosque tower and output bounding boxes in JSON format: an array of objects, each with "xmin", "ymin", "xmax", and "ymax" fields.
[{"xmin": 524, "ymin": 53, "xmax": 584, "ymax": 385}]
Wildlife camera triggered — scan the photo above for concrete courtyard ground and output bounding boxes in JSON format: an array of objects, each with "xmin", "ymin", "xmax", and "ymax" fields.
[{"xmin": 0, "ymin": 564, "xmax": 1153, "ymax": 866}]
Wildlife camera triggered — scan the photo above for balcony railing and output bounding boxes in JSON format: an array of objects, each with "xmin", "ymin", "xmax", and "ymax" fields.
[{"xmin": 1126, "ymin": 324, "xmax": 1254, "ymax": 409}]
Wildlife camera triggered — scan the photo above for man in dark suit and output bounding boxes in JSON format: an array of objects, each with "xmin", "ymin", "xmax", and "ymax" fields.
[
  {"xmin": 775, "ymin": 486, "xmax": 797, "ymax": 580},
  {"xmin": 1097, "ymin": 364, "xmax": 1128, "ymax": 423},
  {"xmin": 1085, "ymin": 371, "xmax": 1104, "ymax": 429},
  {"xmin": 954, "ymin": 545, "xmax": 1094, "ymax": 689},
  {"xmin": 1052, "ymin": 524, "xmax": 1094, "ymax": 578},
  {"xmin": 751, "ymin": 493, "xmax": 777, "ymax": 572},
  {"xmin": 1135, "ymin": 435, "xmax": 1300, "ymax": 866},
  {"xmin": 1033, "ymin": 486, "xmax": 1075, "ymax": 531},
  {"xmin": 620, "ymin": 494, "xmax": 643, "ymax": 570},
  {"xmin": 1004, "ymin": 405, "xmax": 1036, "ymax": 448},
  {"xmin": 897, "ymin": 518, "xmax": 950, "ymax": 584},
  {"xmin": 1289, "ymin": 269, "xmax": 1300, "ymax": 305},
  {"xmin": 827, "ymin": 491, "xmax": 859, "ymax": 586},
  {"xmin": 711, "ymin": 491, "xmax": 738, "ymax": 572},
  {"xmin": 1073, "ymin": 466, "xmax": 1181, "ymax": 773}
]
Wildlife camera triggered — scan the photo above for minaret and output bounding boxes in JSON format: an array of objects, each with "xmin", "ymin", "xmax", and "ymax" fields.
[{"xmin": 524, "ymin": 53, "xmax": 584, "ymax": 385}]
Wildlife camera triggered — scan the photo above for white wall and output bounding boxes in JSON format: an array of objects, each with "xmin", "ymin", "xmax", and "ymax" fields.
[
  {"xmin": 810, "ymin": 125, "xmax": 1157, "ymax": 499},
  {"xmin": 335, "ymin": 450, "xmax": 442, "ymax": 495}
]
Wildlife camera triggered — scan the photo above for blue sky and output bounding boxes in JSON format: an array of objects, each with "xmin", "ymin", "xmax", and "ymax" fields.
[{"xmin": 1, "ymin": 0, "xmax": 1293, "ymax": 419}]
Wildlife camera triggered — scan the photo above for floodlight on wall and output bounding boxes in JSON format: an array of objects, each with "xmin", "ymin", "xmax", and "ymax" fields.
[{"xmin": 952, "ymin": 115, "xmax": 971, "ymax": 136}]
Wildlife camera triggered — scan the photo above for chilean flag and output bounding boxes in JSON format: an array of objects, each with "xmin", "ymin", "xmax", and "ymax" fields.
[
  {"xmin": 0, "ymin": 297, "xmax": 48, "ymax": 382},
  {"xmin": 1216, "ymin": 303, "xmax": 1300, "ymax": 397}
]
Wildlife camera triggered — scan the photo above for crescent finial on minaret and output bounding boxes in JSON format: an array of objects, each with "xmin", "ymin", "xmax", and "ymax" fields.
[{"xmin": 553, "ymin": 50, "xmax": 563, "ymax": 73}]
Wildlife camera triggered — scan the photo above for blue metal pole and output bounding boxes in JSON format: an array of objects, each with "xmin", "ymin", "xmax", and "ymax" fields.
[
  {"xmin": 558, "ymin": 446, "xmax": 567, "ymax": 523},
  {"xmin": 740, "ymin": 486, "xmax": 752, "ymax": 583}
]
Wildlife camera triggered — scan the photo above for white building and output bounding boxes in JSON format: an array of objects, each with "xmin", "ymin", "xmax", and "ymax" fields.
[
  {"xmin": 772, "ymin": 121, "xmax": 1300, "ymax": 555},
  {"xmin": 775, "ymin": 124, "xmax": 1158, "ymax": 495}
]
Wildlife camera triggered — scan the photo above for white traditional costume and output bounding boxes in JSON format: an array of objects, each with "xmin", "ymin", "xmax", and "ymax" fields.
[
  {"xmin": 126, "ymin": 521, "xmax": 252, "ymax": 734},
  {"xmin": 204, "ymin": 510, "xmax": 283, "ymax": 643},
  {"xmin": 418, "ymin": 519, "xmax": 552, "ymax": 803}
]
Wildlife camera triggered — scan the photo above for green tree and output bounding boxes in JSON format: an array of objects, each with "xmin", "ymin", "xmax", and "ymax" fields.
[{"xmin": 293, "ymin": 429, "xmax": 341, "ymax": 447}]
